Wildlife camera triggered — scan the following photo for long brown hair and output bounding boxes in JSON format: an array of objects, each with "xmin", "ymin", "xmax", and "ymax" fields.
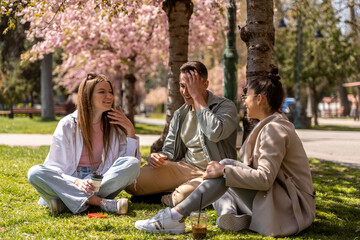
[{"xmin": 77, "ymin": 74, "xmax": 123, "ymax": 167}]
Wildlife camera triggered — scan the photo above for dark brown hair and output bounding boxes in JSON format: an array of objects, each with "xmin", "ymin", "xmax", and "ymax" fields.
[
  {"xmin": 179, "ymin": 61, "xmax": 208, "ymax": 82},
  {"xmin": 244, "ymin": 65, "xmax": 284, "ymax": 112}
]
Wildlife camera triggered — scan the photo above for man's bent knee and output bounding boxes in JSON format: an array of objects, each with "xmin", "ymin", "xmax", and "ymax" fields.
[{"xmin": 171, "ymin": 178, "xmax": 203, "ymax": 206}]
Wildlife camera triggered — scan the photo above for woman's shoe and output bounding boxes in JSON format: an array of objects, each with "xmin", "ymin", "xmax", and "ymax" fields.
[
  {"xmin": 216, "ymin": 213, "xmax": 251, "ymax": 232},
  {"xmin": 100, "ymin": 198, "xmax": 128, "ymax": 214}
]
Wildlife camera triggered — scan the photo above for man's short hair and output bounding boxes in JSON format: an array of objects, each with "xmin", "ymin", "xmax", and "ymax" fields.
[{"xmin": 180, "ymin": 61, "xmax": 208, "ymax": 82}]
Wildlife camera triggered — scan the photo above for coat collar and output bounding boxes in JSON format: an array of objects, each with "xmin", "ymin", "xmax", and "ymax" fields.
[
  {"xmin": 239, "ymin": 112, "xmax": 288, "ymax": 166},
  {"xmin": 206, "ymin": 90, "xmax": 223, "ymax": 109}
]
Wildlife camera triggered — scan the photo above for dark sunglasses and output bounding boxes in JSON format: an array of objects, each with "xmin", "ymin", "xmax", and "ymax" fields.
[{"xmin": 84, "ymin": 73, "xmax": 98, "ymax": 88}]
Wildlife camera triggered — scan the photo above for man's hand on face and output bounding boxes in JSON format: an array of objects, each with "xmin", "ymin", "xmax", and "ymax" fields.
[
  {"xmin": 183, "ymin": 70, "xmax": 203, "ymax": 100},
  {"xmin": 183, "ymin": 70, "xmax": 208, "ymax": 110},
  {"xmin": 147, "ymin": 153, "xmax": 168, "ymax": 168}
]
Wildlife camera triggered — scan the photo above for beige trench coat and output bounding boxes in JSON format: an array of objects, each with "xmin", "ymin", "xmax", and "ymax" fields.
[{"xmin": 224, "ymin": 113, "xmax": 316, "ymax": 237}]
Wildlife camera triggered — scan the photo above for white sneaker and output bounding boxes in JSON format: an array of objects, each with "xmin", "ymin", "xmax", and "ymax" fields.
[
  {"xmin": 216, "ymin": 213, "xmax": 251, "ymax": 232},
  {"xmin": 116, "ymin": 198, "xmax": 128, "ymax": 215},
  {"xmin": 135, "ymin": 207, "xmax": 185, "ymax": 234},
  {"xmin": 100, "ymin": 198, "xmax": 128, "ymax": 215}
]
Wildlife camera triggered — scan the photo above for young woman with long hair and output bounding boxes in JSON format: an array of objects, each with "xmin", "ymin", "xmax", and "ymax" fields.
[{"xmin": 28, "ymin": 74, "xmax": 141, "ymax": 214}]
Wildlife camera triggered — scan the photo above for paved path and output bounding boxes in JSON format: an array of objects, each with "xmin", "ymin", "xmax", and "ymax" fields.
[
  {"xmin": 0, "ymin": 117, "xmax": 359, "ymax": 168},
  {"xmin": 295, "ymin": 130, "xmax": 360, "ymax": 168},
  {"xmin": 316, "ymin": 118, "xmax": 360, "ymax": 128}
]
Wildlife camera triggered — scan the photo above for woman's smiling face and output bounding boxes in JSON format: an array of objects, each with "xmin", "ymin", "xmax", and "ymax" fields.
[{"xmin": 91, "ymin": 81, "xmax": 114, "ymax": 113}]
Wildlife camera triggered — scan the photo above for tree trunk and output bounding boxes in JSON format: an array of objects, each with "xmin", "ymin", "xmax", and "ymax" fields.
[
  {"xmin": 349, "ymin": 0, "xmax": 359, "ymax": 39},
  {"xmin": 151, "ymin": 0, "xmax": 193, "ymax": 153},
  {"xmin": 41, "ymin": 53, "xmax": 55, "ymax": 120},
  {"xmin": 9, "ymin": 103, "xmax": 14, "ymax": 119},
  {"xmin": 223, "ymin": 0, "xmax": 238, "ymax": 105},
  {"xmin": 118, "ymin": 81, "xmax": 123, "ymax": 108},
  {"xmin": 239, "ymin": 0, "xmax": 275, "ymax": 143},
  {"xmin": 122, "ymin": 56, "xmax": 136, "ymax": 126},
  {"xmin": 122, "ymin": 74, "xmax": 136, "ymax": 126},
  {"xmin": 311, "ymin": 84, "xmax": 319, "ymax": 126},
  {"xmin": 337, "ymin": 80, "xmax": 350, "ymax": 116}
]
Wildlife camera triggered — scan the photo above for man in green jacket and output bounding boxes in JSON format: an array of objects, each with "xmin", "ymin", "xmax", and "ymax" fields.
[{"xmin": 126, "ymin": 61, "xmax": 238, "ymax": 207}]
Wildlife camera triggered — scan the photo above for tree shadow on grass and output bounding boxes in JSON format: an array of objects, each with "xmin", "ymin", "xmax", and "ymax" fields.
[{"xmin": 307, "ymin": 159, "xmax": 360, "ymax": 239}]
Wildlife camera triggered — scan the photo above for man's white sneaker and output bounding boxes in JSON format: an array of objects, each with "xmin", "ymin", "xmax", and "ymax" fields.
[
  {"xmin": 135, "ymin": 207, "xmax": 185, "ymax": 234},
  {"xmin": 216, "ymin": 213, "xmax": 251, "ymax": 232}
]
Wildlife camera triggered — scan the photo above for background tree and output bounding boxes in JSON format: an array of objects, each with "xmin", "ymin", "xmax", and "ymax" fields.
[
  {"xmin": 347, "ymin": 0, "xmax": 360, "ymax": 96},
  {"xmin": 20, "ymin": 1, "xmax": 169, "ymax": 124},
  {"xmin": 302, "ymin": 0, "xmax": 356, "ymax": 123},
  {"xmin": 239, "ymin": 0, "xmax": 275, "ymax": 141},
  {"xmin": 150, "ymin": 0, "xmax": 193, "ymax": 152},
  {"xmin": 41, "ymin": 53, "xmax": 55, "ymax": 120},
  {"xmin": 0, "ymin": 3, "xmax": 41, "ymax": 117},
  {"xmin": 274, "ymin": 0, "xmax": 359, "ymax": 125}
]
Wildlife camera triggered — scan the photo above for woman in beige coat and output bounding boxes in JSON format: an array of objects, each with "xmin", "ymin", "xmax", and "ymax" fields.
[{"xmin": 135, "ymin": 67, "xmax": 316, "ymax": 237}]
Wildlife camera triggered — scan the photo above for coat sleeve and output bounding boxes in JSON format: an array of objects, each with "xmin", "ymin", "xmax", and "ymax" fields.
[
  {"xmin": 224, "ymin": 122, "xmax": 288, "ymax": 191},
  {"xmin": 43, "ymin": 117, "xmax": 78, "ymax": 183},
  {"xmin": 196, "ymin": 100, "xmax": 238, "ymax": 143}
]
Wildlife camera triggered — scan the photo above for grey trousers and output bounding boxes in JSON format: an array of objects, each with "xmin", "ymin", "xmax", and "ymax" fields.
[
  {"xmin": 28, "ymin": 157, "xmax": 140, "ymax": 214},
  {"xmin": 177, "ymin": 159, "xmax": 257, "ymax": 218}
]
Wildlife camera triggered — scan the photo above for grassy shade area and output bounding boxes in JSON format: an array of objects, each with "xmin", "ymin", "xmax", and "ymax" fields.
[
  {"xmin": 0, "ymin": 116, "xmax": 164, "ymax": 135},
  {"xmin": 0, "ymin": 145, "xmax": 359, "ymax": 239}
]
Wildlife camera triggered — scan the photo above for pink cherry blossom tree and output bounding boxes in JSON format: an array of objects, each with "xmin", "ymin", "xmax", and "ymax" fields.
[
  {"xmin": 20, "ymin": 0, "xmax": 168, "ymax": 123},
  {"xmin": 19, "ymin": 0, "xmax": 238, "ymax": 140}
]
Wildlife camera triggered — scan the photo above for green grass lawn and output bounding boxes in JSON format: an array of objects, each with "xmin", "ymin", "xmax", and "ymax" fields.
[
  {"xmin": 0, "ymin": 116, "xmax": 60, "ymax": 134},
  {"xmin": 0, "ymin": 145, "xmax": 359, "ymax": 239},
  {"xmin": 0, "ymin": 116, "xmax": 163, "ymax": 135}
]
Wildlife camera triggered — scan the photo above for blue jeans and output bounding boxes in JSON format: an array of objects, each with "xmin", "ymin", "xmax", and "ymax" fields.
[{"xmin": 28, "ymin": 157, "xmax": 140, "ymax": 214}]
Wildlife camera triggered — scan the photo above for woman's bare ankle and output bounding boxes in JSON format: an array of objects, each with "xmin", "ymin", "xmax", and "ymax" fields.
[{"xmin": 86, "ymin": 195, "xmax": 102, "ymax": 206}]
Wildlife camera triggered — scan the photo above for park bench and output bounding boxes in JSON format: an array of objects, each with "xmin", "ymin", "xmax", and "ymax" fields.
[{"xmin": 0, "ymin": 104, "xmax": 73, "ymax": 118}]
